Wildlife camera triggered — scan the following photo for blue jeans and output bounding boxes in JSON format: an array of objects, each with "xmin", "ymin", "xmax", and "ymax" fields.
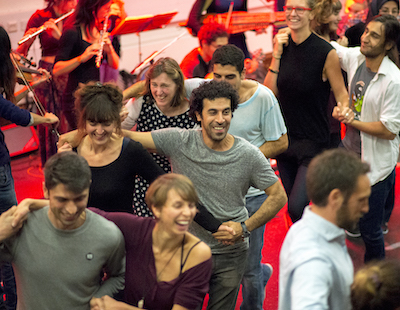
[
  {"xmin": 360, "ymin": 168, "xmax": 395, "ymax": 262},
  {"xmin": 0, "ymin": 164, "xmax": 17, "ymax": 310},
  {"xmin": 206, "ymin": 250, "xmax": 248, "ymax": 310},
  {"xmin": 240, "ymin": 194, "xmax": 267, "ymax": 310}
]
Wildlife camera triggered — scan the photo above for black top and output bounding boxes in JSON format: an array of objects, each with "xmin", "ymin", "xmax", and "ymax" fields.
[
  {"xmin": 277, "ymin": 33, "xmax": 333, "ymax": 145},
  {"xmin": 81, "ymin": 138, "xmax": 164, "ymax": 213},
  {"xmin": 55, "ymin": 25, "xmax": 100, "ymax": 111}
]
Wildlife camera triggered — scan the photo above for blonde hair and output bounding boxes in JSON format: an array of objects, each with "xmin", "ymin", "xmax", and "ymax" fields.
[{"xmin": 145, "ymin": 174, "xmax": 199, "ymax": 214}]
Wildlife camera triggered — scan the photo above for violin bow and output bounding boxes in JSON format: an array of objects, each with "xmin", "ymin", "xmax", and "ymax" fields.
[{"xmin": 10, "ymin": 52, "xmax": 60, "ymax": 139}]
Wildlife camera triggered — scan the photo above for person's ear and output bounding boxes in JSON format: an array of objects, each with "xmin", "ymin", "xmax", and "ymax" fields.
[
  {"xmin": 42, "ymin": 182, "xmax": 49, "ymax": 199},
  {"xmin": 152, "ymin": 205, "xmax": 161, "ymax": 219},
  {"xmin": 195, "ymin": 110, "xmax": 202, "ymax": 123}
]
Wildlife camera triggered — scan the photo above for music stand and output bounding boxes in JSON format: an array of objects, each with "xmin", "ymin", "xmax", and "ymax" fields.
[{"xmin": 110, "ymin": 11, "xmax": 178, "ymax": 62}]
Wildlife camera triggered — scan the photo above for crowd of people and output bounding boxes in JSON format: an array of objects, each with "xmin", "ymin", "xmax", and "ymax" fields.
[{"xmin": 1, "ymin": 0, "xmax": 400, "ymax": 309}]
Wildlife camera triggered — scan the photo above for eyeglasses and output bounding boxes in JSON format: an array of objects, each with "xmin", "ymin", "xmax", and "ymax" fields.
[{"xmin": 283, "ymin": 6, "xmax": 312, "ymax": 15}]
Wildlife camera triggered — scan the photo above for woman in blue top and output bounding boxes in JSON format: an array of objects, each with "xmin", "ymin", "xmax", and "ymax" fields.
[{"xmin": 0, "ymin": 26, "xmax": 59, "ymax": 310}]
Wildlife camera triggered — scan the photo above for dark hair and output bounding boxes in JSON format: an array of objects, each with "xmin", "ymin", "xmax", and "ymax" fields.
[
  {"xmin": 211, "ymin": 44, "xmax": 245, "ymax": 73},
  {"xmin": 351, "ymin": 260, "xmax": 400, "ymax": 310},
  {"xmin": 0, "ymin": 27, "xmax": 16, "ymax": 103},
  {"xmin": 368, "ymin": 0, "xmax": 400, "ymax": 19},
  {"xmin": 198, "ymin": 23, "xmax": 229, "ymax": 46},
  {"xmin": 145, "ymin": 173, "xmax": 199, "ymax": 214},
  {"xmin": 44, "ymin": 152, "xmax": 91, "ymax": 193},
  {"xmin": 73, "ymin": 0, "xmax": 110, "ymax": 30},
  {"xmin": 45, "ymin": 0, "xmax": 68, "ymax": 8},
  {"xmin": 143, "ymin": 57, "xmax": 186, "ymax": 108},
  {"xmin": 188, "ymin": 80, "xmax": 239, "ymax": 124},
  {"xmin": 370, "ymin": 14, "xmax": 400, "ymax": 67},
  {"xmin": 306, "ymin": 148, "xmax": 370, "ymax": 206},
  {"xmin": 74, "ymin": 81, "xmax": 123, "ymax": 134}
]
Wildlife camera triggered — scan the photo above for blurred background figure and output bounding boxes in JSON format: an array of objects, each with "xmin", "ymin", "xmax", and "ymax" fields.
[
  {"xmin": 53, "ymin": 0, "xmax": 119, "ymax": 131},
  {"xmin": 351, "ymin": 260, "xmax": 400, "ymax": 310},
  {"xmin": 100, "ymin": 0, "xmax": 127, "ymax": 84},
  {"xmin": 0, "ymin": 26, "xmax": 59, "ymax": 310},
  {"xmin": 16, "ymin": 0, "xmax": 77, "ymax": 166},
  {"xmin": 180, "ymin": 23, "xmax": 228, "ymax": 79},
  {"xmin": 187, "ymin": 0, "xmax": 251, "ymax": 58}
]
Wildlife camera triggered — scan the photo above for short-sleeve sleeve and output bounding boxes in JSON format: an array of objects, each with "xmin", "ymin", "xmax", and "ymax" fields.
[{"xmin": 174, "ymin": 258, "xmax": 212, "ymax": 309}]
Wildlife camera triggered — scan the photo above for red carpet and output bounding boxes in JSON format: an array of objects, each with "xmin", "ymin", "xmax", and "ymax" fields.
[{"xmin": 11, "ymin": 152, "xmax": 400, "ymax": 310}]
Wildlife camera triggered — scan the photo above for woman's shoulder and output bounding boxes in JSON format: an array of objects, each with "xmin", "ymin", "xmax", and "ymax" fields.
[{"xmin": 182, "ymin": 233, "xmax": 212, "ymax": 271}]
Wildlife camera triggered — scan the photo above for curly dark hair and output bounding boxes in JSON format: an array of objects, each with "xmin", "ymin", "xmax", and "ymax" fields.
[
  {"xmin": 74, "ymin": 81, "xmax": 123, "ymax": 134},
  {"xmin": 198, "ymin": 23, "xmax": 229, "ymax": 46},
  {"xmin": 188, "ymin": 80, "xmax": 239, "ymax": 124},
  {"xmin": 211, "ymin": 44, "xmax": 245, "ymax": 74}
]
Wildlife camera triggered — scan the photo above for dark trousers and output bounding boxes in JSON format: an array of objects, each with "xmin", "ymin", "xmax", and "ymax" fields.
[{"xmin": 360, "ymin": 168, "xmax": 396, "ymax": 262}]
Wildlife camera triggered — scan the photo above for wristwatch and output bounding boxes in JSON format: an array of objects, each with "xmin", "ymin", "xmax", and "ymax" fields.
[{"xmin": 240, "ymin": 222, "xmax": 251, "ymax": 238}]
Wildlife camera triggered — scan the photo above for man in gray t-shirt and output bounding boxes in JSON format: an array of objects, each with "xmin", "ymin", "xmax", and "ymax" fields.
[
  {"xmin": 123, "ymin": 80, "xmax": 287, "ymax": 310},
  {"xmin": 0, "ymin": 152, "xmax": 125, "ymax": 310}
]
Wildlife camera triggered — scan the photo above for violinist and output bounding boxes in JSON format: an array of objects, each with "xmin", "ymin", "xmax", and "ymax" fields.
[
  {"xmin": 16, "ymin": 0, "xmax": 77, "ymax": 166},
  {"xmin": 53, "ymin": 0, "xmax": 119, "ymax": 131},
  {"xmin": 187, "ymin": 0, "xmax": 251, "ymax": 58},
  {"xmin": 0, "ymin": 26, "xmax": 59, "ymax": 310}
]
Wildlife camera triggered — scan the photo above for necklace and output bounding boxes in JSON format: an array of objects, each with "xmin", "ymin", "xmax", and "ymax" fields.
[
  {"xmin": 138, "ymin": 234, "xmax": 185, "ymax": 308},
  {"xmin": 156, "ymin": 241, "xmax": 182, "ymax": 282}
]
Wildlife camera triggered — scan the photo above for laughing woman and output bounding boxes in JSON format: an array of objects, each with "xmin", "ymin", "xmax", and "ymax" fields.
[
  {"xmin": 121, "ymin": 58, "xmax": 197, "ymax": 217},
  {"xmin": 58, "ymin": 82, "xmax": 164, "ymax": 212},
  {"xmin": 90, "ymin": 173, "xmax": 212, "ymax": 310}
]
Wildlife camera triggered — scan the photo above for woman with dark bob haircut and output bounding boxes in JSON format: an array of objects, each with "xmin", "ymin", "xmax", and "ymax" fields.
[{"xmin": 58, "ymin": 81, "xmax": 164, "ymax": 213}]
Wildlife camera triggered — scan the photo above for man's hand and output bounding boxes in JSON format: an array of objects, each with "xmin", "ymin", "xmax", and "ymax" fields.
[
  {"xmin": 57, "ymin": 130, "xmax": 83, "ymax": 149},
  {"xmin": 11, "ymin": 198, "xmax": 49, "ymax": 228},
  {"xmin": 90, "ymin": 295, "xmax": 131, "ymax": 310},
  {"xmin": 0, "ymin": 207, "xmax": 25, "ymax": 241},
  {"xmin": 120, "ymin": 105, "xmax": 129, "ymax": 123},
  {"xmin": 212, "ymin": 221, "xmax": 243, "ymax": 244}
]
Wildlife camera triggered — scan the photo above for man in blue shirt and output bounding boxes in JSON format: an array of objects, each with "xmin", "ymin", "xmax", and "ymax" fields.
[{"xmin": 279, "ymin": 149, "xmax": 371, "ymax": 310}]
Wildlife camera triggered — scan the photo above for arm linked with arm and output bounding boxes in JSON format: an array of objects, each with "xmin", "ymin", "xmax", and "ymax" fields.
[
  {"xmin": 259, "ymin": 133, "xmax": 288, "ymax": 159},
  {"xmin": 245, "ymin": 180, "xmax": 287, "ymax": 232},
  {"xmin": 93, "ymin": 230, "xmax": 126, "ymax": 298}
]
